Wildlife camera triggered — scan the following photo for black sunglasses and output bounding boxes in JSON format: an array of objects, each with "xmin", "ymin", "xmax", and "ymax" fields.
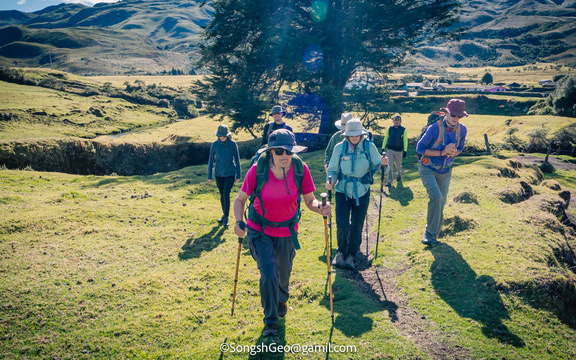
[
  {"xmin": 450, "ymin": 113, "xmax": 461, "ymax": 118},
  {"xmin": 272, "ymin": 148, "xmax": 293, "ymax": 156}
]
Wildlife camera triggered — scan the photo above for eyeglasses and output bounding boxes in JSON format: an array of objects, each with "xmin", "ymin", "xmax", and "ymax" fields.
[
  {"xmin": 272, "ymin": 148, "xmax": 293, "ymax": 156},
  {"xmin": 450, "ymin": 114, "xmax": 461, "ymax": 118}
]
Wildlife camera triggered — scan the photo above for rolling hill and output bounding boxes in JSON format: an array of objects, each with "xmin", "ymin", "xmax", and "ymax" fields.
[
  {"xmin": 0, "ymin": 0, "xmax": 212, "ymax": 75},
  {"xmin": 0, "ymin": 0, "xmax": 575, "ymax": 75}
]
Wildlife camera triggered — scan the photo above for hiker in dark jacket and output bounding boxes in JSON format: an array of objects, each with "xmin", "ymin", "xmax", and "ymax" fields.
[
  {"xmin": 261, "ymin": 105, "xmax": 293, "ymax": 146},
  {"xmin": 382, "ymin": 115, "xmax": 408, "ymax": 186},
  {"xmin": 416, "ymin": 99, "xmax": 468, "ymax": 246},
  {"xmin": 326, "ymin": 119, "xmax": 388, "ymax": 270},
  {"xmin": 233, "ymin": 129, "xmax": 331, "ymax": 337},
  {"xmin": 208, "ymin": 124, "xmax": 241, "ymax": 226}
]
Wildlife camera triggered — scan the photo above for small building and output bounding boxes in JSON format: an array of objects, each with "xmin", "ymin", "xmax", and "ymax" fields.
[{"xmin": 403, "ymin": 82, "xmax": 422, "ymax": 91}]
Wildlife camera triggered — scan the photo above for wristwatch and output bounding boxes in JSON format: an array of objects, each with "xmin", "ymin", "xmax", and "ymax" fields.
[{"xmin": 236, "ymin": 220, "xmax": 246, "ymax": 229}]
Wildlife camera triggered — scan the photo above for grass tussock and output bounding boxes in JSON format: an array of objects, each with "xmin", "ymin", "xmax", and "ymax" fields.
[
  {"xmin": 498, "ymin": 180, "xmax": 534, "ymax": 204},
  {"xmin": 453, "ymin": 191, "xmax": 479, "ymax": 204}
]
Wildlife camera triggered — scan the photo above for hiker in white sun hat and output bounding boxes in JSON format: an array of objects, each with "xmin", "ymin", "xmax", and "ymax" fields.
[
  {"xmin": 325, "ymin": 118, "xmax": 388, "ymax": 270},
  {"xmin": 324, "ymin": 113, "xmax": 354, "ymax": 169}
]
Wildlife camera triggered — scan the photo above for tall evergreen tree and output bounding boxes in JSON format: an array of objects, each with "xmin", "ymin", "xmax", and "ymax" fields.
[{"xmin": 194, "ymin": 0, "xmax": 461, "ymax": 135}]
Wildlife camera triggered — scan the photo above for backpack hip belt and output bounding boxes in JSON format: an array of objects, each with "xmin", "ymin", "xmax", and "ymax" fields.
[
  {"xmin": 338, "ymin": 173, "xmax": 371, "ymax": 206},
  {"xmin": 248, "ymin": 206, "xmax": 301, "ymax": 249},
  {"xmin": 338, "ymin": 140, "xmax": 376, "ymax": 206}
]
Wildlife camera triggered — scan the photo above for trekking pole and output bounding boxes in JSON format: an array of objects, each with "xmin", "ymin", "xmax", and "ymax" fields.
[
  {"xmin": 375, "ymin": 151, "xmax": 386, "ymax": 260},
  {"xmin": 365, "ymin": 216, "xmax": 369, "ymax": 257},
  {"xmin": 328, "ymin": 176, "xmax": 333, "ymax": 261},
  {"xmin": 321, "ymin": 193, "xmax": 334, "ymax": 321},
  {"xmin": 231, "ymin": 222, "xmax": 246, "ymax": 316}
]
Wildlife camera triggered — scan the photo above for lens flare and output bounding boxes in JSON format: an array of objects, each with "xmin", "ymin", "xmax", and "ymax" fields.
[{"xmin": 311, "ymin": 0, "xmax": 328, "ymax": 22}]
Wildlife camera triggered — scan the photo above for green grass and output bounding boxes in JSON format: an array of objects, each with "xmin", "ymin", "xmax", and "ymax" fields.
[
  {"xmin": 1, "ymin": 149, "xmax": 576, "ymax": 359},
  {"xmin": 0, "ymin": 80, "xmax": 175, "ymax": 141}
]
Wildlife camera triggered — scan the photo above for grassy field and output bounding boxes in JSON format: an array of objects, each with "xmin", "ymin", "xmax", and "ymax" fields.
[
  {"xmin": 1, "ymin": 68, "xmax": 576, "ymax": 358},
  {"xmin": 87, "ymin": 75, "xmax": 206, "ymax": 89},
  {"xmin": 0, "ymin": 81, "xmax": 175, "ymax": 141},
  {"xmin": 390, "ymin": 62, "xmax": 569, "ymax": 84},
  {"xmin": 1, "ymin": 149, "xmax": 576, "ymax": 359}
]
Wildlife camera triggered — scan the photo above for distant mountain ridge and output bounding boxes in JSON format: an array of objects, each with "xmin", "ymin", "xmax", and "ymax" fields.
[
  {"xmin": 0, "ymin": 0, "xmax": 212, "ymax": 75},
  {"xmin": 0, "ymin": 0, "xmax": 575, "ymax": 75},
  {"xmin": 414, "ymin": 0, "xmax": 576, "ymax": 68}
]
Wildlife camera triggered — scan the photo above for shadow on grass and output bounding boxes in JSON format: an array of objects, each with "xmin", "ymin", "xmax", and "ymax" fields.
[
  {"xmin": 319, "ymin": 268, "xmax": 394, "ymax": 338},
  {"xmin": 386, "ymin": 180, "xmax": 414, "ymax": 206},
  {"xmin": 178, "ymin": 225, "xmax": 226, "ymax": 260},
  {"xmin": 429, "ymin": 244, "xmax": 525, "ymax": 347}
]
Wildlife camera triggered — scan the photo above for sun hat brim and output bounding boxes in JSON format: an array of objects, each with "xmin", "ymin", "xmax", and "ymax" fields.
[
  {"xmin": 342, "ymin": 129, "xmax": 368, "ymax": 137},
  {"xmin": 441, "ymin": 107, "xmax": 468, "ymax": 117}
]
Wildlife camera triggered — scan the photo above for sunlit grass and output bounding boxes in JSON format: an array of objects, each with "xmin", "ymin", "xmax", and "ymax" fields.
[{"xmin": 1, "ymin": 150, "xmax": 576, "ymax": 358}]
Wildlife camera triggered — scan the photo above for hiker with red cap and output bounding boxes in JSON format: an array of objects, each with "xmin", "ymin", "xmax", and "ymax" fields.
[{"xmin": 416, "ymin": 99, "xmax": 468, "ymax": 246}]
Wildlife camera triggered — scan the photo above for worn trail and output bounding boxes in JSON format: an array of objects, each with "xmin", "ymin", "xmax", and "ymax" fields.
[{"xmin": 337, "ymin": 186, "xmax": 471, "ymax": 360}]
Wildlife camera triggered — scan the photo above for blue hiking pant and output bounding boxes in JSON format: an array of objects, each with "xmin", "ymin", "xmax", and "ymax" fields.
[
  {"xmin": 247, "ymin": 227, "xmax": 295, "ymax": 325},
  {"xmin": 335, "ymin": 191, "xmax": 370, "ymax": 258},
  {"xmin": 215, "ymin": 175, "xmax": 235, "ymax": 218},
  {"xmin": 418, "ymin": 164, "xmax": 452, "ymax": 239}
]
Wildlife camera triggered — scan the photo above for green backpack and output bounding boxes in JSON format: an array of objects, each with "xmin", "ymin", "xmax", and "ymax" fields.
[{"xmin": 247, "ymin": 151, "xmax": 305, "ymax": 249}]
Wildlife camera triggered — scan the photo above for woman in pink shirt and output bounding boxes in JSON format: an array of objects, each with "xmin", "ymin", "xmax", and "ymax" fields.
[{"xmin": 233, "ymin": 129, "xmax": 331, "ymax": 337}]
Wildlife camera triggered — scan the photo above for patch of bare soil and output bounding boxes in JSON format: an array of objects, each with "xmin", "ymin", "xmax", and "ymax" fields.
[
  {"xmin": 338, "ymin": 188, "xmax": 471, "ymax": 360},
  {"xmin": 514, "ymin": 155, "xmax": 576, "ymax": 171}
]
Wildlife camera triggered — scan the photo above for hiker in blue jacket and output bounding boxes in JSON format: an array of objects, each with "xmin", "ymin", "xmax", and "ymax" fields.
[
  {"xmin": 326, "ymin": 118, "xmax": 388, "ymax": 270},
  {"xmin": 416, "ymin": 99, "xmax": 468, "ymax": 246},
  {"xmin": 208, "ymin": 124, "xmax": 242, "ymax": 226}
]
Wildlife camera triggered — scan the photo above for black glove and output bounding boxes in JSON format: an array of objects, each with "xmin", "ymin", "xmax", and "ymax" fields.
[{"xmin": 403, "ymin": 151, "xmax": 407, "ymax": 159}]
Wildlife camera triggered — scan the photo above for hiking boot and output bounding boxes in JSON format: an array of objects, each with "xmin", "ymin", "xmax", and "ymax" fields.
[
  {"xmin": 262, "ymin": 323, "xmax": 279, "ymax": 337},
  {"xmin": 421, "ymin": 232, "xmax": 439, "ymax": 246},
  {"xmin": 278, "ymin": 302, "xmax": 287, "ymax": 317},
  {"xmin": 344, "ymin": 255, "xmax": 355, "ymax": 270},
  {"xmin": 386, "ymin": 182, "xmax": 391, "ymax": 187},
  {"xmin": 332, "ymin": 252, "xmax": 345, "ymax": 268},
  {"xmin": 223, "ymin": 218, "xmax": 229, "ymax": 227},
  {"xmin": 218, "ymin": 216, "xmax": 225, "ymax": 223}
]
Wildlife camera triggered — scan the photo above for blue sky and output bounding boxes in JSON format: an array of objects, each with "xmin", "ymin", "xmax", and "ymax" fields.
[{"xmin": 0, "ymin": 0, "xmax": 121, "ymax": 12}]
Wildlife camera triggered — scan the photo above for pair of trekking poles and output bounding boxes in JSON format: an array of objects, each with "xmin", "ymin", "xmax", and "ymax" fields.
[
  {"xmin": 230, "ymin": 184, "xmax": 336, "ymax": 319},
  {"xmin": 231, "ymin": 160, "xmax": 386, "ymax": 318}
]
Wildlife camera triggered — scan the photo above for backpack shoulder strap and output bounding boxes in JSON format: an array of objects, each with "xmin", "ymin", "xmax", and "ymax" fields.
[
  {"xmin": 266, "ymin": 122, "xmax": 275, "ymax": 142},
  {"xmin": 255, "ymin": 152, "xmax": 269, "ymax": 196},
  {"xmin": 363, "ymin": 137, "xmax": 372, "ymax": 162},
  {"xmin": 432, "ymin": 119, "xmax": 445, "ymax": 148},
  {"xmin": 291, "ymin": 154, "xmax": 304, "ymax": 194}
]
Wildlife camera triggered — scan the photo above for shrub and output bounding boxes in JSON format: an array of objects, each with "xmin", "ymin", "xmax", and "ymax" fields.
[
  {"xmin": 526, "ymin": 125, "xmax": 549, "ymax": 153},
  {"xmin": 552, "ymin": 124, "xmax": 576, "ymax": 155},
  {"xmin": 551, "ymin": 75, "xmax": 576, "ymax": 117},
  {"xmin": 540, "ymin": 161, "xmax": 556, "ymax": 174}
]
